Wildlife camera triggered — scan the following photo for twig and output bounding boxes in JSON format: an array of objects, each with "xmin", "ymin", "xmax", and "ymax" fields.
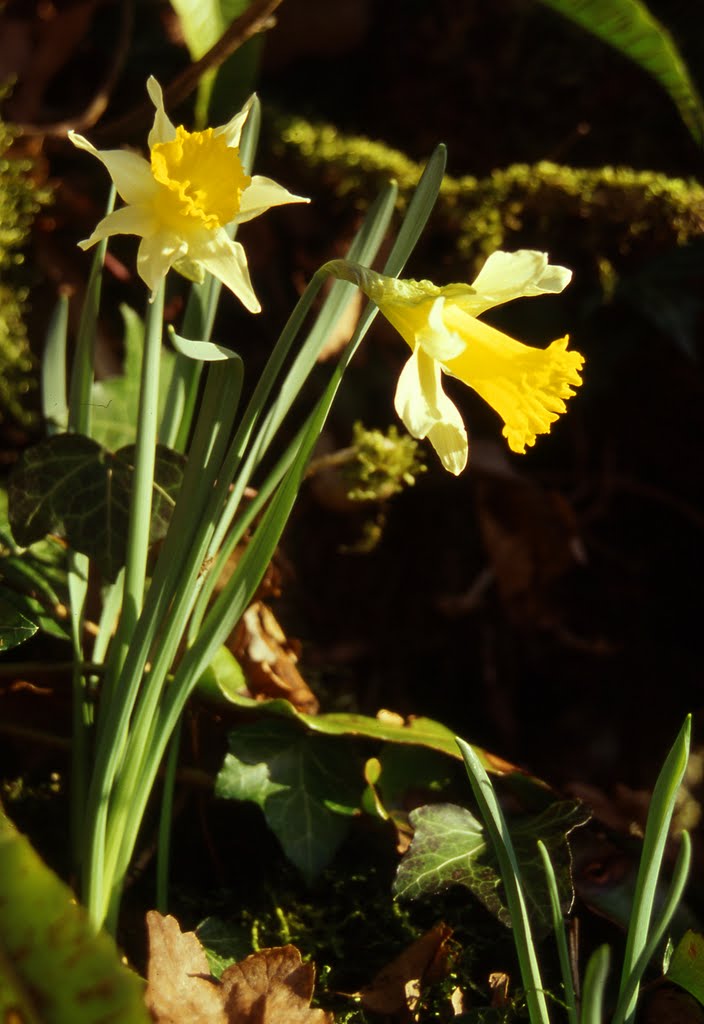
[{"xmin": 93, "ymin": 0, "xmax": 284, "ymax": 144}]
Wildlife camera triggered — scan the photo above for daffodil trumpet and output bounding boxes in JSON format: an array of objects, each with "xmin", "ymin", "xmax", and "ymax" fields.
[
  {"xmin": 69, "ymin": 77, "xmax": 308, "ymax": 309},
  {"xmin": 327, "ymin": 251, "xmax": 584, "ymax": 474}
]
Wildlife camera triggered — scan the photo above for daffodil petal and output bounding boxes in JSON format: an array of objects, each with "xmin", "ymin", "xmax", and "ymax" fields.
[
  {"xmin": 78, "ymin": 203, "xmax": 157, "ymax": 249},
  {"xmin": 395, "ymin": 347, "xmax": 468, "ymax": 474},
  {"xmin": 69, "ymin": 132, "xmax": 156, "ymax": 205},
  {"xmin": 236, "ymin": 175, "xmax": 309, "ymax": 225},
  {"xmin": 137, "ymin": 231, "xmax": 186, "ymax": 295},
  {"xmin": 191, "ymin": 230, "xmax": 260, "ymax": 313},
  {"xmin": 416, "ymin": 298, "xmax": 466, "ymax": 362},
  {"xmin": 464, "ymin": 249, "xmax": 572, "ymax": 316},
  {"xmin": 446, "ymin": 316, "xmax": 584, "ymax": 453},
  {"xmin": 214, "ymin": 94, "xmax": 256, "ymax": 148},
  {"xmin": 146, "ymin": 76, "xmax": 177, "ymax": 148}
]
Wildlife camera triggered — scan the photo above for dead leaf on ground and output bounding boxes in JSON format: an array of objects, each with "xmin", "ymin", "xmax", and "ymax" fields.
[
  {"xmin": 145, "ymin": 911, "xmax": 226, "ymax": 1024},
  {"xmin": 357, "ymin": 923, "xmax": 454, "ymax": 1019},
  {"xmin": 231, "ymin": 600, "xmax": 320, "ymax": 713},
  {"xmin": 221, "ymin": 945, "xmax": 333, "ymax": 1023},
  {"xmin": 144, "ymin": 913, "xmax": 332, "ymax": 1024}
]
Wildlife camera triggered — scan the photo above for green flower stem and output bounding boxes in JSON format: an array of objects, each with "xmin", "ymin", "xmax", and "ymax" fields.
[
  {"xmin": 538, "ymin": 839, "xmax": 578, "ymax": 1024},
  {"xmin": 65, "ymin": 195, "xmax": 112, "ymax": 879},
  {"xmin": 612, "ymin": 831, "xmax": 692, "ymax": 1024},
  {"xmin": 616, "ymin": 715, "xmax": 690, "ymax": 1024},
  {"xmin": 581, "ymin": 946, "xmax": 610, "ymax": 1024},
  {"xmin": 106, "ymin": 292, "xmax": 382, "ymax": 918},
  {"xmin": 86, "ymin": 357, "xmax": 244, "ymax": 927},
  {"xmin": 155, "ymin": 720, "xmax": 182, "ymax": 914},
  {"xmin": 457, "ymin": 737, "xmax": 550, "ymax": 1024},
  {"xmin": 83, "ymin": 281, "xmax": 165, "ymax": 926}
]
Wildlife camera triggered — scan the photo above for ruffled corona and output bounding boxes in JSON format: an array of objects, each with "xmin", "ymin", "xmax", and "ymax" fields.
[
  {"xmin": 327, "ymin": 251, "xmax": 583, "ymax": 474},
  {"xmin": 69, "ymin": 78, "xmax": 308, "ymax": 309}
]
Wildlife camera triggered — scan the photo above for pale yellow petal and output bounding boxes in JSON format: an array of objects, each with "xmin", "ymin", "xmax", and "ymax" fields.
[
  {"xmin": 68, "ymin": 131, "xmax": 156, "ymax": 205},
  {"xmin": 461, "ymin": 250, "xmax": 572, "ymax": 316},
  {"xmin": 78, "ymin": 203, "xmax": 156, "ymax": 249},
  {"xmin": 190, "ymin": 229, "xmax": 260, "ymax": 312},
  {"xmin": 235, "ymin": 175, "xmax": 309, "ymax": 225},
  {"xmin": 394, "ymin": 347, "xmax": 468, "ymax": 474},
  {"xmin": 214, "ymin": 93, "xmax": 256, "ymax": 148},
  {"xmin": 146, "ymin": 76, "xmax": 177, "ymax": 148},
  {"xmin": 137, "ymin": 231, "xmax": 186, "ymax": 295}
]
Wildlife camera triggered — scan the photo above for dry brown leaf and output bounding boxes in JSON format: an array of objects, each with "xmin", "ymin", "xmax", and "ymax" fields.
[
  {"xmin": 357, "ymin": 923, "xmax": 454, "ymax": 1018},
  {"xmin": 145, "ymin": 911, "xmax": 227, "ymax": 1024},
  {"xmin": 220, "ymin": 945, "xmax": 333, "ymax": 1024},
  {"xmin": 231, "ymin": 601, "xmax": 319, "ymax": 713}
]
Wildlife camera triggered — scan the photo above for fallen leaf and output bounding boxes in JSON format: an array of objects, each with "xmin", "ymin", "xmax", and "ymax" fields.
[
  {"xmin": 231, "ymin": 601, "xmax": 319, "ymax": 713},
  {"xmin": 145, "ymin": 912, "xmax": 226, "ymax": 1024},
  {"xmin": 220, "ymin": 945, "xmax": 333, "ymax": 1023},
  {"xmin": 357, "ymin": 923, "xmax": 454, "ymax": 1017}
]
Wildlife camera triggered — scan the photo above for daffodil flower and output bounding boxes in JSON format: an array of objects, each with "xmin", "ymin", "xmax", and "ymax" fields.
[
  {"xmin": 328, "ymin": 251, "xmax": 584, "ymax": 475},
  {"xmin": 68, "ymin": 78, "xmax": 308, "ymax": 310}
]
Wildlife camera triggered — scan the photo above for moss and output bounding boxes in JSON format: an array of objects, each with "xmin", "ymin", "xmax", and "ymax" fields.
[
  {"xmin": 0, "ymin": 97, "xmax": 50, "ymax": 427},
  {"xmin": 269, "ymin": 113, "xmax": 704, "ymax": 272}
]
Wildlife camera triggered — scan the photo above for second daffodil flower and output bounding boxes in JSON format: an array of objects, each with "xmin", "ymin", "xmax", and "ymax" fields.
[
  {"xmin": 328, "ymin": 251, "xmax": 585, "ymax": 475},
  {"xmin": 68, "ymin": 77, "xmax": 308, "ymax": 311}
]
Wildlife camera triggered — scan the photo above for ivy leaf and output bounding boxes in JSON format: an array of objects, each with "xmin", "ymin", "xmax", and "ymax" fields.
[
  {"xmin": 394, "ymin": 800, "xmax": 589, "ymax": 937},
  {"xmin": 215, "ymin": 718, "xmax": 362, "ymax": 883},
  {"xmin": 91, "ymin": 304, "xmax": 176, "ymax": 451},
  {"xmin": 7, "ymin": 433, "xmax": 185, "ymax": 582},
  {"xmin": 538, "ymin": 0, "xmax": 704, "ymax": 145},
  {"xmin": 0, "ymin": 593, "xmax": 38, "ymax": 651}
]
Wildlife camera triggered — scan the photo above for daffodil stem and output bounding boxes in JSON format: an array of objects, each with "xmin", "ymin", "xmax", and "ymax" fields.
[
  {"xmin": 111, "ymin": 280, "xmax": 165, "ymax": 672},
  {"xmin": 83, "ymin": 280, "xmax": 164, "ymax": 928}
]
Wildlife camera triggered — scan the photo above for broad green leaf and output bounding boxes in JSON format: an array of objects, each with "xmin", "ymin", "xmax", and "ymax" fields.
[
  {"xmin": 91, "ymin": 305, "xmax": 176, "ymax": 451},
  {"xmin": 667, "ymin": 931, "xmax": 704, "ymax": 1006},
  {"xmin": 196, "ymin": 916, "xmax": 252, "ymax": 978},
  {"xmin": 169, "ymin": 0, "xmax": 260, "ymax": 125},
  {"xmin": 0, "ymin": 593, "xmax": 38, "ymax": 651},
  {"xmin": 393, "ymin": 800, "xmax": 589, "ymax": 936},
  {"xmin": 538, "ymin": 0, "xmax": 704, "ymax": 145},
  {"xmin": 195, "ymin": 644, "xmax": 246, "ymax": 702},
  {"xmin": 7, "ymin": 433, "xmax": 186, "ymax": 581},
  {"xmin": 215, "ymin": 717, "xmax": 362, "ymax": 882},
  {"xmin": 0, "ymin": 806, "xmax": 150, "ymax": 1024}
]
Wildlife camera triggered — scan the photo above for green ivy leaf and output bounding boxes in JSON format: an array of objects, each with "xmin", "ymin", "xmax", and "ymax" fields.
[
  {"xmin": 538, "ymin": 0, "xmax": 704, "ymax": 145},
  {"xmin": 0, "ymin": 593, "xmax": 38, "ymax": 651},
  {"xmin": 0, "ymin": 806, "xmax": 150, "ymax": 1024},
  {"xmin": 91, "ymin": 304, "xmax": 176, "ymax": 451},
  {"xmin": 667, "ymin": 930, "xmax": 704, "ymax": 1005},
  {"xmin": 7, "ymin": 433, "xmax": 185, "ymax": 582},
  {"xmin": 394, "ymin": 799, "xmax": 589, "ymax": 936},
  {"xmin": 215, "ymin": 717, "xmax": 362, "ymax": 882}
]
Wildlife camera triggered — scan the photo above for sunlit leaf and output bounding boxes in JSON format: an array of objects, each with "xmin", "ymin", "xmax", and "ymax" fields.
[
  {"xmin": 0, "ymin": 593, "xmax": 38, "ymax": 651},
  {"xmin": 667, "ymin": 930, "xmax": 704, "ymax": 1004},
  {"xmin": 538, "ymin": 0, "xmax": 704, "ymax": 145},
  {"xmin": 215, "ymin": 717, "xmax": 362, "ymax": 882},
  {"xmin": 91, "ymin": 304, "xmax": 176, "ymax": 451},
  {"xmin": 393, "ymin": 800, "xmax": 589, "ymax": 936},
  {"xmin": 0, "ymin": 807, "xmax": 150, "ymax": 1024},
  {"xmin": 7, "ymin": 433, "xmax": 186, "ymax": 581}
]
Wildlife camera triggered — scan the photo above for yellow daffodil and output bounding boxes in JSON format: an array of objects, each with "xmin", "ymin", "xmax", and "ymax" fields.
[
  {"xmin": 68, "ymin": 78, "xmax": 308, "ymax": 310},
  {"xmin": 328, "ymin": 251, "xmax": 584, "ymax": 474}
]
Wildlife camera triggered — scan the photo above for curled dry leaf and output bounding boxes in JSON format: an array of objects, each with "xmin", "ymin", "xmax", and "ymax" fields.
[
  {"xmin": 144, "ymin": 913, "xmax": 332, "ymax": 1024},
  {"xmin": 145, "ymin": 911, "xmax": 226, "ymax": 1024},
  {"xmin": 232, "ymin": 600, "xmax": 320, "ymax": 714},
  {"xmin": 220, "ymin": 945, "xmax": 334, "ymax": 1024},
  {"xmin": 357, "ymin": 923, "xmax": 454, "ymax": 1018}
]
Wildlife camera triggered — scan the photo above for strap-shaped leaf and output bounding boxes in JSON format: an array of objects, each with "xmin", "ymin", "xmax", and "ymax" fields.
[
  {"xmin": 7, "ymin": 433, "xmax": 185, "ymax": 581},
  {"xmin": 538, "ymin": 0, "xmax": 704, "ymax": 145}
]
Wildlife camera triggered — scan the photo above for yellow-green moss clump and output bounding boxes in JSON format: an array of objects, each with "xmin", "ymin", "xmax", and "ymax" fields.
[
  {"xmin": 0, "ymin": 106, "xmax": 49, "ymax": 426},
  {"xmin": 270, "ymin": 114, "xmax": 704, "ymax": 272}
]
